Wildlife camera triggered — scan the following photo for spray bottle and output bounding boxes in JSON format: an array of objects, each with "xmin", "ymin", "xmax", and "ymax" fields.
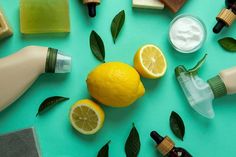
[
  {"xmin": 175, "ymin": 55, "xmax": 236, "ymax": 119},
  {"xmin": 0, "ymin": 46, "xmax": 71, "ymax": 111}
]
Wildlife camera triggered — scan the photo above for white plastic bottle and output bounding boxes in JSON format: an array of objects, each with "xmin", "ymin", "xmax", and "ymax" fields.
[{"xmin": 0, "ymin": 46, "xmax": 71, "ymax": 111}]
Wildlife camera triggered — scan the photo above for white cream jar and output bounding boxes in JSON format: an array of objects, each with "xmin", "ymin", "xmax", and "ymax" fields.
[{"xmin": 169, "ymin": 15, "xmax": 207, "ymax": 53}]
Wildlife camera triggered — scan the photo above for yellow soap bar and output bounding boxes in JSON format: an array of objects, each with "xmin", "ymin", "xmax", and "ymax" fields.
[
  {"xmin": 0, "ymin": 11, "xmax": 13, "ymax": 40},
  {"xmin": 132, "ymin": 0, "xmax": 164, "ymax": 10},
  {"xmin": 20, "ymin": 0, "xmax": 70, "ymax": 34}
]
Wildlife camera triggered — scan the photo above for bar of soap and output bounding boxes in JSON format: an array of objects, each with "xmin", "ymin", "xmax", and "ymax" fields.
[
  {"xmin": 20, "ymin": 0, "xmax": 70, "ymax": 34},
  {"xmin": 0, "ymin": 11, "xmax": 13, "ymax": 40},
  {"xmin": 132, "ymin": 0, "xmax": 164, "ymax": 10},
  {"xmin": 0, "ymin": 128, "xmax": 41, "ymax": 157},
  {"xmin": 159, "ymin": 0, "xmax": 186, "ymax": 13}
]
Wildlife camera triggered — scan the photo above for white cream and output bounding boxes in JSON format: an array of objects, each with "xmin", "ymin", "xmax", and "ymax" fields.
[{"xmin": 169, "ymin": 15, "xmax": 206, "ymax": 53}]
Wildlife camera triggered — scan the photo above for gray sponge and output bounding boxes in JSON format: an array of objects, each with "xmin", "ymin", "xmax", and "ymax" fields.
[{"xmin": 0, "ymin": 128, "xmax": 41, "ymax": 157}]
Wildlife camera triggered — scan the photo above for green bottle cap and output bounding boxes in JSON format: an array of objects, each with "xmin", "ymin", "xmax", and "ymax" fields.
[{"xmin": 207, "ymin": 75, "xmax": 227, "ymax": 98}]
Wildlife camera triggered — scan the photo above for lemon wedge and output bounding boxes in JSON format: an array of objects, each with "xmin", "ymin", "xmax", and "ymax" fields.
[
  {"xmin": 69, "ymin": 99, "xmax": 104, "ymax": 135},
  {"xmin": 134, "ymin": 44, "xmax": 167, "ymax": 79}
]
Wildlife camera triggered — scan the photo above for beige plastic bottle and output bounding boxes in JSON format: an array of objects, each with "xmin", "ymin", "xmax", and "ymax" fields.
[
  {"xmin": 219, "ymin": 67, "xmax": 236, "ymax": 94},
  {"xmin": 0, "ymin": 46, "xmax": 71, "ymax": 111},
  {"xmin": 208, "ymin": 67, "xmax": 236, "ymax": 98}
]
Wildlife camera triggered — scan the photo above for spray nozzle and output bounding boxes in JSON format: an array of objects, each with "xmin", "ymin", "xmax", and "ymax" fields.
[{"xmin": 175, "ymin": 55, "xmax": 216, "ymax": 119}]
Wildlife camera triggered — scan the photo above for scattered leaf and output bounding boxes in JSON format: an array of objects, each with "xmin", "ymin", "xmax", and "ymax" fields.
[
  {"xmin": 170, "ymin": 111, "xmax": 185, "ymax": 141},
  {"xmin": 218, "ymin": 37, "xmax": 236, "ymax": 52},
  {"xmin": 187, "ymin": 54, "xmax": 207, "ymax": 75},
  {"xmin": 36, "ymin": 96, "xmax": 69, "ymax": 116},
  {"xmin": 111, "ymin": 10, "xmax": 125, "ymax": 43},
  {"xmin": 90, "ymin": 30, "xmax": 105, "ymax": 62},
  {"xmin": 125, "ymin": 123, "xmax": 141, "ymax": 157},
  {"xmin": 97, "ymin": 140, "xmax": 111, "ymax": 157}
]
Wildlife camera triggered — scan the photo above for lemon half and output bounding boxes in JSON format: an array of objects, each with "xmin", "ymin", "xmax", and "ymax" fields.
[
  {"xmin": 134, "ymin": 44, "xmax": 167, "ymax": 79},
  {"xmin": 69, "ymin": 99, "xmax": 104, "ymax": 135}
]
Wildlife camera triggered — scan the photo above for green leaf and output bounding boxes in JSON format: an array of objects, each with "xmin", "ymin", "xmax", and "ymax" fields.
[
  {"xmin": 97, "ymin": 141, "xmax": 111, "ymax": 157},
  {"xmin": 36, "ymin": 96, "xmax": 69, "ymax": 116},
  {"xmin": 125, "ymin": 123, "xmax": 141, "ymax": 157},
  {"xmin": 111, "ymin": 10, "xmax": 125, "ymax": 43},
  {"xmin": 90, "ymin": 30, "xmax": 105, "ymax": 62},
  {"xmin": 170, "ymin": 111, "xmax": 185, "ymax": 141},
  {"xmin": 218, "ymin": 37, "xmax": 236, "ymax": 52},
  {"xmin": 187, "ymin": 54, "xmax": 207, "ymax": 75}
]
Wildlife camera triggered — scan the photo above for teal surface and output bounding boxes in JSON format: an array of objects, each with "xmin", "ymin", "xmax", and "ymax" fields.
[{"xmin": 0, "ymin": 0, "xmax": 236, "ymax": 156}]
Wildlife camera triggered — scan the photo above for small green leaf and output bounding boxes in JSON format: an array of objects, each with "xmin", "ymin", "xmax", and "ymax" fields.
[
  {"xmin": 187, "ymin": 54, "xmax": 207, "ymax": 75},
  {"xmin": 111, "ymin": 10, "xmax": 125, "ymax": 43},
  {"xmin": 97, "ymin": 140, "xmax": 111, "ymax": 157},
  {"xmin": 170, "ymin": 111, "xmax": 185, "ymax": 141},
  {"xmin": 90, "ymin": 30, "xmax": 105, "ymax": 62},
  {"xmin": 125, "ymin": 123, "xmax": 141, "ymax": 157},
  {"xmin": 218, "ymin": 37, "xmax": 236, "ymax": 52},
  {"xmin": 36, "ymin": 96, "xmax": 69, "ymax": 116}
]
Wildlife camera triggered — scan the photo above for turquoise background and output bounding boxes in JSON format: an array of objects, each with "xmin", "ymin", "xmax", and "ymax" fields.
[{"xmin": 0, "ymin": 0, "xmax": 236, "ymax": 156}]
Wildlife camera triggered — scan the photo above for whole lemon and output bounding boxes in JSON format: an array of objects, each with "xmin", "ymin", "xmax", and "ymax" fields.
[{"xmin": 86, "ymin": 62, "xmax": 145, "ymax": 107}]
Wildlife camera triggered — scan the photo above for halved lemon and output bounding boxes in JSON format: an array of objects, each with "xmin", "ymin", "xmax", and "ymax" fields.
[
  {"xmin": 69, "ymin": 99, "xmax": 105, "ymax": 135},
  {"xmin": 134, "ymin": 44, "xmax": 167, "ymax": 79}
]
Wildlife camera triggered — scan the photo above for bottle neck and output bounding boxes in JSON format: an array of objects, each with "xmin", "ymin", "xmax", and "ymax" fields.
[
  {"xmin": 45, "ymin": 48, "xmax": 58, "ymax": 73},
  {"xmin": 207, "ymin": 75, "xmax": 227, "ymax": 98}
]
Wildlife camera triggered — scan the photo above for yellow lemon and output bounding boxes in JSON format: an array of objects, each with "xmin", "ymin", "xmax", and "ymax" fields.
[
  {"xmin": 69, "ymin": 99, "xmax": 104, "ymax": 135},
  {"xmin": 134, "ymin": 44, "xmax": 167, "ymax": 79},
  {"xmin": 86, "ymin": 62, "xmax": 145, "ymax": 107}
]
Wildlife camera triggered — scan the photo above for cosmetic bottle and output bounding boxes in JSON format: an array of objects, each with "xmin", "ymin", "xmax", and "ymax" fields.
[
  {"xmin": 150, "ymin": 131, "xmax": 192, "ymax": 157},
  {"xmin": 0, "ymin": 46, "xmax": 71, "ymax": 111},
  {"xmin": 213, "ymin": 0, "xmax": 236, "ymax": 33}
]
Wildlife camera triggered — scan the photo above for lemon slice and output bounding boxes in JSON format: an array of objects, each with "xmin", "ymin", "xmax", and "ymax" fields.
[
  {"xmin": 134, "ymin": 44, "xmax": 167, "ymax": 79},
  {"xmin": 69, "ymin": 99, "xmax": 104, "ymax": 135}
]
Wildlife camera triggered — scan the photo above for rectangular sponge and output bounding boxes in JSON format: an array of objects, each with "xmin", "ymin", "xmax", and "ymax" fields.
[{"xmin": 0, "ymin": 128, "xmax": 41, "ymax": 157}]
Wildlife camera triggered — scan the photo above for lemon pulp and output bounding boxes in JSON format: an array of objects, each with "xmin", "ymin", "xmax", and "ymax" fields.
[
  {"xmin": 134, "ymin": 44, "xmax": 167, "ymax": 79},
  {"xmin": 69, "ymin": 99, "xmax": 104, "ymax": 135}
]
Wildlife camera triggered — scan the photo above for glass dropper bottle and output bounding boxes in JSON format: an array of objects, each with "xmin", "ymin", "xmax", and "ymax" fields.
[
  {"xmin": 213, "ymin": 0, "xmax": 236, "ymax": 33},
  {"xmin": 150, "ymin": 131, "xmax": 192, "ymax": 157}
]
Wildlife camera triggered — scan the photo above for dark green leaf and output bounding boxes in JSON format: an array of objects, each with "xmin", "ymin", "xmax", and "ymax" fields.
[
  {"xmin": 97, "ymin": 140, "xmax": 111, "ymax": 157},
  {"xmin": 111, "ymin": 10, "xmax": 125, "ymax": 43},
  {"xmin": 170, "ymin": 111, "xmax": 185, "ymax": 141},
  {"xmin": 36, "ymin": 96, "xmax": 69, "ymax": 116},
  {"xmin": 218, "ymin": 37, "xmax": 236, "ymax": 52},
  {"xmin": 125, "ymin": 123, "xmax": 140, "ymax": 157},
  {"xmin": 187, "ymin": 54, "xmax": 207, "ymax": 75},
  {"xmin": 90, "ymin": 30, "xmax": 105, "ymax": 62}
]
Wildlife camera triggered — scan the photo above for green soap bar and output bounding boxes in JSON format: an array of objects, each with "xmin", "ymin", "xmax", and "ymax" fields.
[{"xmin": 20, "ymin": 0, "xmax": 70, "ymax": 34}]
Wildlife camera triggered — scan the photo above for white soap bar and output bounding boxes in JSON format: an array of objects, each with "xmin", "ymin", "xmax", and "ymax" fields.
[{"xmin": 132, "ymin": 0, "xmax": 164, "ymax": 10}]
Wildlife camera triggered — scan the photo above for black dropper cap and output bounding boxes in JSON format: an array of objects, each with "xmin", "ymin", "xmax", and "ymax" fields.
[
  {"xmin": 150, "ymin": 131, "xmax": 164, "ymax": 144},
  {"xmin": 87, "ymin": 3, "xmax": 97, "ymax": 17},
  {"xmin": 213, "ymin": 21, "xmax": 226, "ymax": 33}
]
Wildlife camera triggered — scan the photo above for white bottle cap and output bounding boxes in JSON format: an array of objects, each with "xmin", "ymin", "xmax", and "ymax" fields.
[{"xmin": 55, "ymin": 51, "xmax": 71, "ymax": 73}]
